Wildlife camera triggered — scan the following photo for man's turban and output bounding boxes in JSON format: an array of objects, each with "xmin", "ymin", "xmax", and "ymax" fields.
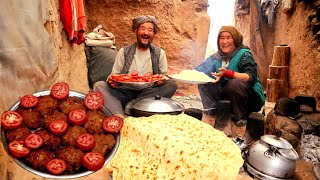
[{"xmin": 132, "ymin": 15, "xmax": 159, "ymax": 33}]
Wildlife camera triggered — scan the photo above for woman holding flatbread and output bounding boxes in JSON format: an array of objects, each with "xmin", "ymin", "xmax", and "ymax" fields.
[{"xmin": 196, "ymin": 26, "xmax": 265, "ymax": 138}]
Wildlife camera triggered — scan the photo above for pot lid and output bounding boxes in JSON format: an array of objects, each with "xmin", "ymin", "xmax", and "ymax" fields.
[
  {"xmin": 277, "ymin": 148, "xmax": 299, "ymax": 161},
  {"xmin": 133, "ymin": 95, "xmax": 184, "ymax": 113},
  {"xmin": 260, "ymin": 134, "xmax": 293, "ymax": 149}
]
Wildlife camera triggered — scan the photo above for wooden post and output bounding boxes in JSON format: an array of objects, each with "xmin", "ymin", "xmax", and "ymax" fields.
[
  {"xmin": 271, "ymin": 45, "xmax": 290, "ymax": 66},
  {"xmin": 268, "ymin": 65, "xmax": 288, "ymax": 80},
  {"xmin": 266, "ymin": 79, "xmax": 287, "ymax": 102},
  {"xmin": 267, "ymin": 45, "xmax": 290, "ymax": 102}
]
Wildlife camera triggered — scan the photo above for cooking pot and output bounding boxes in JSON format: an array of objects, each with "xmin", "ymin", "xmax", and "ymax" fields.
[
  {"xmin": 245, "ymin": 131, "xmax": 299, "ymax": 180},
  {"xmin": 131, "ymin": 95, "xmax": 185, "ymax": 117}
]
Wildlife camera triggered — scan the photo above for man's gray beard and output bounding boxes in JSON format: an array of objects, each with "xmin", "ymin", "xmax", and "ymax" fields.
[{"xmin": 137, "ymin": 40, "xmax": 151, "ymax": 49}]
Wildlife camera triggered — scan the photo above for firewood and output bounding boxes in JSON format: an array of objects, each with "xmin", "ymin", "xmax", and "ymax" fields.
[
  {"xmin": 268, "ymin": 65, "xmax": 288, "ymax": 80},
  {"xmin": 271, "ymin": 45, "xmax": 290, "ymax": 66},
  {"xmin": 266, "ymin": 79, "xmax": 287, "ymax": 102}
]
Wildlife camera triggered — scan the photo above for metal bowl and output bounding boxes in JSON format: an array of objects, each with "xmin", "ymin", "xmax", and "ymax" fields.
[{"xmin": 1, "ymin": 90, "xmax": 119, "ymax": 179}]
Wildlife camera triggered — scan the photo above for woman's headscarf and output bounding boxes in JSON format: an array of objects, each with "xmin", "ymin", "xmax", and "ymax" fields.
[{"xmin": 212, "ymin": 26, "xmax": 249, "ymax": 61}]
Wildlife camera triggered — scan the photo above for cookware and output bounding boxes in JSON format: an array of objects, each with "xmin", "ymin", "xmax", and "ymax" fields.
[
  {"xmin": 1, "ymin": 90, "xmax": 119, "ymax": 179},
  {"xmin": 245, "ymin": 131, "xmax": 299, "ymax": 180},
  {"xmin": 132, "ymin": 95, "xmax": 185, "ymax": 117}
]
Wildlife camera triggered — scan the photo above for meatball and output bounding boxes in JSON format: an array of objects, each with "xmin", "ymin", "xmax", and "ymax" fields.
[
  {"xmin": 56, "ymin": 146, "xmax": 85, "ymax": 172},
  {"xmin": 62, "ymin": 126, "xmax": 87, "ymax": 147},
  {"xmin": 35, "ymin": 129, "xmax": 62, "ymax": 150},
  {"xmin": 58, "ymin": 97, "xmax": 86, "ymax": 114},
  {"xmin": 26, "ymin": 149, "xmax": 54, "ymax": 171},
  {"xmin": 35, "ymin": 95, "xmax": 59, "ymax": 116},
  {"xmin": 16, "ymin": 107, "xmax": 42, "ymax": 129},
  {"xmin": 6, "ymin": 126, "xmax": 31, "ymax": 141},
  {"xmin": 43, "ymin": 110, "xmax": 67, "ymax": 128},
  {"xmin": 84, "ymin": 110, "xmax": 105, "ymax": 134},
  {"xmin": 92, "ymin": 133, "xmax": 116, "ymax": 155}
]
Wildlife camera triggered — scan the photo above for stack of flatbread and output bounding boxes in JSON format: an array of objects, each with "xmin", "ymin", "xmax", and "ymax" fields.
[{"xmin": 106, "ymin": 114, "xmax": 243, "ymax": 180}]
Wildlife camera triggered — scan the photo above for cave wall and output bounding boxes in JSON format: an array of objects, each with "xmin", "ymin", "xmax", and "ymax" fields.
[
  {"xmin": 73, "ymin": 0, "xmax": 211, "ymax": 94},
  {"xmin": 84, "ymin": 0, "xmax": 210, "ymax": 72},
  {"xmin": 235, "ymin": 0, "xmax": 320, "ymax": 109}
]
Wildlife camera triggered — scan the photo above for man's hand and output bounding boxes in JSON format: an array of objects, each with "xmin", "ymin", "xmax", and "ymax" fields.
[
  {"xmin": 107, "ymin": 75, "xmax": 119, "ymax": 88},
  {"xmin": 155, "ymin": 76, "xmax": 166, "ymax": 86}
]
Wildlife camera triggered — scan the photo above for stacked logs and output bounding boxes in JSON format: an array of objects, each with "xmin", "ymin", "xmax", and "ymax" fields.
[{"xmin": 266, "ymin": 45, "xmax": 290, "ymax": 102}]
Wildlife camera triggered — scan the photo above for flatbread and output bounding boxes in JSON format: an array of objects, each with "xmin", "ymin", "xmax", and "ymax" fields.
[{"xmin": 106, "ymin": 114, "xmax": 243, "ymax": 180}]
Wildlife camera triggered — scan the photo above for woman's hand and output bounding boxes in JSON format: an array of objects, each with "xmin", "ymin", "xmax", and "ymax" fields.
[
  {"xmin": 211, "ymin": 68, "xmax": 226, "ymax": 83},
  {"xmin": 214, "ymin": 68, "xmax": 234, "ymax": 77},
  {"xmin": 210, "ymin": 68, "xmax": 234, "ymax": 83},
  {"xmin": 211, "ymin": 68, "xmax": 250, "ymax": 82}
]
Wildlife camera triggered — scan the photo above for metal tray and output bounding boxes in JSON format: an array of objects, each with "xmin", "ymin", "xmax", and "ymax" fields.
[{"xmin": 1, "ymin": 90, "xmax": 119, "ymax": 179}]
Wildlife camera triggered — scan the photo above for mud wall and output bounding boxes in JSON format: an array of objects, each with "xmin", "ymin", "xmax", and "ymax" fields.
[{"xmin": 236, "ymin": 0, "xmax": 320, "ymax": 109}]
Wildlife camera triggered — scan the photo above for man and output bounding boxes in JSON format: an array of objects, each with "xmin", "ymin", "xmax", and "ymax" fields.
[{"xmin": 93, "ymin": 15, "xmax": 178, "ymax": 119}]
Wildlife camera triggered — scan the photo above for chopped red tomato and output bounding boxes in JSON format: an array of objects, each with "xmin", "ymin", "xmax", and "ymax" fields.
[
  {"xmin": 143, "ymin": 72, "xmax": 152, "ymax": 77},
  {"xmin": 131, "ymin": 71, "xmax": 139, "ymax": 77},
  {"xmin": 1, "ymin": 111, "xmax": 23, "ymax": 130},
  {"xmin": 20, "ymin": 94, "xmax": 39, "ymax": 108},
  {"xmin": 102, "ymin": 116, "xmax": 124, "ymax": 133},
  {"xmin": 68, "ymin": 109, "xmax": 88, "ymax": 126},
  {"xmin": 49, "ymin": 120, "xmax": 69, "ymax": 135},
  {"xmin": 82, "ymin": 152, "xmax": 105, "ymax": 171},
  {"xmin": 50, "ymin": 82, "xmax": 70, "ymax": 100},
  {"xmin": 84, "ymin": 92, "xmax": 104, "ymax": 110},
  {"xmin": 8, "ymin": 140, "xmax": 30, "ymax": 158},
  {"xmin": 76, "ymin": 133, "xmax": 95, "ymax": 151},
  {"xmin": 46, "ymin": 159, "xmax": 67, "ymax": 175},
  {"xmin": 24, "ymin": 134, "xmax": 43, "ymax": 149}
]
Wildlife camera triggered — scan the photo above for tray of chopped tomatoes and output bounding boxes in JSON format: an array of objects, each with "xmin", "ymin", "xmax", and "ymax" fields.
[
  {"xmin": 0, "ymin": 82, "xmax": 122, "ymax": 179},
  {"xmin": 110, "ymin": 72, "xmax": 165, "ymax": 90}
]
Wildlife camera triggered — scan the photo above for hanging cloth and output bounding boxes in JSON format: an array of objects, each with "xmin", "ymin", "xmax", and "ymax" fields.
[
  {"xmin": 59, "ymin": 0, "xmax": 86, "ymax": 45},
  {"xmin": 261, "ymin": 0, "xmax": 279, "ymax": 27}
]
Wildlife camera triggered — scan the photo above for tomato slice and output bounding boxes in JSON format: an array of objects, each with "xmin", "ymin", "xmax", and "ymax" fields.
[
  {"xmin": 142, "ymin": 76, "xmax": 152, "ymax": 82},
  {"xmin": 143, "ymin": 72, "xmax": 152, "ymax": 77},
  {"xmin": 8, "ymin": 140, "xmax": 30, "ymax": 158},
  {"xmin": 1, "ymin": 111, "xmax": 23, "ymax": 130},
  {"xmin": 131, "ymin": 71, "xmax": 139, "ymax": 77},
  {"xmin": 84, "ymin": 92, "xmax": 104, "ymax": 110},
  {"xmin": 46, "ymin": 159, "xmax": 67, "ymax": 175},
  {"xmin": 82, "ymin": 152, "xmax": 105, "ymax": 171},
  {"xmin": 50, "ymin": 82, "xmax": 70, "ymax": 100},
  {"xmin": 102, "ymin": 116, "xmax": 123, "ymax": 133},
  {"xmin": 20, "ymin": 94, "xmax": 39, "ymax": 108},
  {"xmin": 122, "ymin": 75, "xmax": 130, "ymax": 82},
  {"xmin": 152, "ymin": 74, "xmax": 160, "ymax": 78},
  {"xmin": 24, "ymin": 134, "xmax": 43, "ymax": 149},
  {"xmin": 68, "ymin": 109, "xmax": 88, "ymax": 126},
  {"xmin": 111, "ymin": 74, "xmax": 120, "ymax": 79},
  {"xmin": 49, "ymin": 120, "xmax": 69, "ymax": 135},
  {"xmin": 76, "ymin": 133, "xmax": 95, "ymax": 151}
]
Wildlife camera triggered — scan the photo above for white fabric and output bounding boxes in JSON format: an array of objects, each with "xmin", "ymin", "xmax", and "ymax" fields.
[
  {"xmin": 111, "ymin": 47, "xmax": 168, "ymax": 75},
  {"xmin": 0, "ymin": 0, "xmax": 57, "ymax": 112},
  {"xmin": 85, "ymin": 29, "xmax": 116, "ymax": 48},
  {"xmin": 0, "ymin": 1, "xmax": 58, "ymax": 179}
]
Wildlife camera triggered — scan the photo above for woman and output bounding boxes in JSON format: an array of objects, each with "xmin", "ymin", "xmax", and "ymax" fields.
[{"xmin": 196, "ymin": 26, "xmax": 265, "ymax": 137}]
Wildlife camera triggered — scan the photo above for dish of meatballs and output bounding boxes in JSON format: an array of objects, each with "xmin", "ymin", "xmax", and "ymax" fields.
[{"xmin": 0, "ymin": 82, "xmax": 122, "ymax": 178}]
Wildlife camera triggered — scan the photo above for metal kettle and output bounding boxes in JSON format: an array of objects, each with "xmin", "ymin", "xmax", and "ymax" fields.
[{"xmin": 245, "ymin": 131, "xmax": 300, "ymax": 180}]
